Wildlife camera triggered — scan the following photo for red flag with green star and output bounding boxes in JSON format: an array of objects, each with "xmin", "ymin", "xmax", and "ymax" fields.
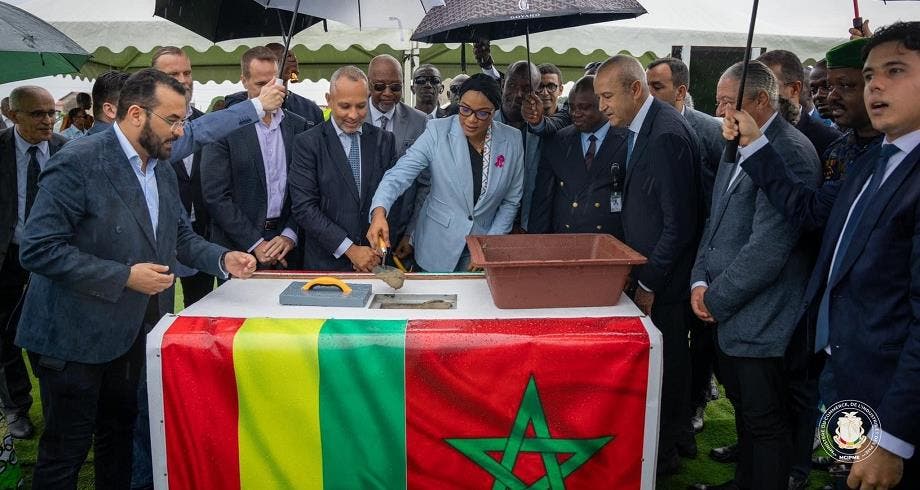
[{"xmin": 157, "ymin": 316, "xmax": 651, "ymax": 489}]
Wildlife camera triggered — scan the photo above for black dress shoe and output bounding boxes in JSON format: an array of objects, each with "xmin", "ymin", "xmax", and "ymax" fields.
[
  {"xmin": 787, "ymin": 474, "xmax": 808, "ymax": 490},
  {"xmin": 7, "ymin": 413, "xmax": 34, "ymax": 439},
  {"xmin": 709, "ymin": 442, "xmax": 738, "ymax": 463},
  {"xmin": 677, "ymin": 438, "xmax": 698, "ymax": 459},
  {"xmin": 687, "ymin": 481, "xmax": 740, "ymax": 490}
]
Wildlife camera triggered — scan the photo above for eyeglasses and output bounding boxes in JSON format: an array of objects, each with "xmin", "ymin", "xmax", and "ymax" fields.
[
  {"xmin": 537, "ymin": 83, "xmax": 559, "ymax": 94},
  {"xmin": 372, "ymin": 82, "xmax": 402, "ymax": 93},
  {"xmin": 143, "ymin": 107, "xmax": 188, "ymax": 131},
  {"xmin": 22, "ymin": 110, "xmax": 60, "ymax": 120},
  {"xmin": 413, "ymin": 76, "xmax": 441, "ymax": 86},
  {"xmin": 458, "ymin": 104, "xmax": 494, "ymax": 121}
]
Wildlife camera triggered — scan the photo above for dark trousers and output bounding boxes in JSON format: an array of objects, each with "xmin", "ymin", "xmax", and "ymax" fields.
[
  {"xmin": 689, "ymin": 315, "xmax": 718, "ymax": 408},
  {"xmin": 178, "ymin": 271, "xmax": 213, "ymax": 308},
  {"xmin": 650, "ymin": 300, "xmax": 692, "ymax": 461},
  {"xmin": 29, "ymin": 325, "xmax": 146, "ymax": 489},
  {"xmin": 0, "ymin": 244, "xmax": 33, "ymax": 418},
  {"xmin": 784, "ymin": 324, "xmax": 823, "ymax": 481},
  {"xmin": 716, "ymin": 336, "xmax": 791, "ymax": 490}
]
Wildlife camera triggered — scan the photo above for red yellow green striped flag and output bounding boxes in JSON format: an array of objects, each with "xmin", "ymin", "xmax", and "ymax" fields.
[{"xmin": 156, "ymin": 316, "xmax": 653, "ymax": 489}]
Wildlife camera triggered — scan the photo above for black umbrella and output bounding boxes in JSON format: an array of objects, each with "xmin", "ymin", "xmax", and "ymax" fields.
[
  {"xmin": 724, "ymin": 0, "xmax": 759, "ymax": 161},
  {"xmin": 153, "ymin": 0, "xmax": 322, "ymax": 43},
  {"xmin": 411, "ymin": 0, "xmax": 645, "ymax": 83}
]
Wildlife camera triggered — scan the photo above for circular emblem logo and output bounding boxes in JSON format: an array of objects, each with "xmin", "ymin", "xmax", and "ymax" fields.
[
  {"xmin": 518, "ymin": 0, "xmax": 530, "ymax": 11},
  {"xmin": 818, "ymin": 400, "xmax": 881, "ymax": 463}
]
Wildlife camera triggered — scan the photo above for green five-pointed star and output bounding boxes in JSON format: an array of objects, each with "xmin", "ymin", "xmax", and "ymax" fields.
[{"xmin": 445, "ymin": 376, "xmax": 614, "ymax": 490}]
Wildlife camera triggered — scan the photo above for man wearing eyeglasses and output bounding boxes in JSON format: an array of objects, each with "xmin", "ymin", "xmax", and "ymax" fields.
[
  {"xmin": 0, "ymin": 85, "xmax": 69, "ymax": 441},
  {"xmin": 759, "ymin": 50, "xmax": 841, "ymax": 162},
  {"xmin": 411, "ymin": 64, "xmax": 448, "ymax": 119},
  {"xmin": 366, "ymin": 55, "xmax": 428, "ymax": 262},
  {"xmin": 537, "ymin": 63, "xmax": 564, "ymax": 117}
]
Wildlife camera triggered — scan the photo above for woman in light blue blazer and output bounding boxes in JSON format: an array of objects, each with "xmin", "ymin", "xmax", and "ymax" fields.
[{"xmin": 367, "ymin": 74, "xmax": 525, "ymax": 272}]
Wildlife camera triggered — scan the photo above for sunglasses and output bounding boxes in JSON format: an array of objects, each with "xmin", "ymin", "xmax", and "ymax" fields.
[
  {"xmin": 372, "ymin": 82, "xmax": 402, "ymax": 93},
  {"xmin": 458, "ymin": 105, "xmax": 494, "ymax": 121},
  {"xmin": 413, "ymin": 76, "xmax": 442, "ymax": 86}
]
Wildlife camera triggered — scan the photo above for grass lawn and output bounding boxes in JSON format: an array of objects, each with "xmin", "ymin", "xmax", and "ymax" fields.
[{"xmin": 12, "ymin": 285, "xmax": 835, "ymax": 489}]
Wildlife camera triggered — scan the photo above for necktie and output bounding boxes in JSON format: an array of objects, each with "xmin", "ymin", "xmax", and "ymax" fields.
[
  {"xmin": 347, "ymin": 133, "xmax": 361, "ymax": 194},
  {"xmin": 585, "ymin": 134, "xmax": 597, "ymax": 171},
  {"xmin": 626, "ymin": 130, "xmax": 636, "ymax": 168},
  {"xmin": 814, "ymin": 143, "xmax": 899, "ymax": 353},
  {"xmin": 25, "ymin": 146, "xmax": 40, "ymax": 219},
  {"xmin": 378, "ymin": 115, "xmax": 389, "ymax": 131}
]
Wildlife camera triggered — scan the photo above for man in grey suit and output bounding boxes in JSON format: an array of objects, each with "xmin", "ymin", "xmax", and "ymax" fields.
[
  {"xmin": 0, "ymin": 86, "xmax": 69, "ymax": 439},
  {"xmin": 202, "ymin": 47, "xmax": 309, "ymax": 271},
  {"xmin": 365, "ymin": 54, "xmax": 428, "ymax": 261},
  {"xmin": 16, "ymin": 69, "xmax": 256, "ymax": 488},
  {"xmin": 689, "ymin": 61, "xmax": 820, "ymax": 490}
]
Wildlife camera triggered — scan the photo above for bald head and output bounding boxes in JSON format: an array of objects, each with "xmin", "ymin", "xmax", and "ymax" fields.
[
  {"xmin": 368, "ymin": 54, "xmax": 403, "ymax": 112},
  {"xmin": 500, "ymin": 61, "xmax": 541, "ymax": 124},
  {"xmin": 9, "ymin": 86, "xmax": 56, "ymax": 144},
  {"xmin": 368, "ymin": 54, "xmax": 402, "ymax": 81},
  {"xmin": 594, "ymin": 55, "xmax": 650, "ymax": 128}
]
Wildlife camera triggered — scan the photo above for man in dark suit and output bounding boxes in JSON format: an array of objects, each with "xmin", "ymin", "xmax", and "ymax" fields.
[
  {"xmin": 594, "ymin": 54, "xmax": 701, "ymax": 475},
  {"xmin": 690, "ymin": 61, "xmax": 821, "ymax": 490},
  {"xmin": 88, "ymin": 71, "xmax": 131, "ymax": 136},
  {"xmin": 0, "ymin": 86, "xmax": 68, "ymax": 440},
  {"xmin": 289, "ymin": 65, "xmax": 397, "ymax": 272},
  {"xmin": 411, "ymin": 63, "xmax": 448, "ymax": 119},
  {"xmin": 224, "ymin": 43, "xmax": 324, "ymax": 129},
  {"xmin": 759, "ymin": 50, "xmax": 841, "ymax": 161},
  {"xmin": 16, "ymin": 69, "xmax": 256, "ymax": 489},
  {"xmin": 529, "ymin": 75, "xmax": 627, "ymax": 237},
  {"xmin": 202, "ymin": 47, "xmax": 309, "ymax": 272},
  {"xmin": 726, "ymin": 21, "xmax": 920, "ymax": 490}
]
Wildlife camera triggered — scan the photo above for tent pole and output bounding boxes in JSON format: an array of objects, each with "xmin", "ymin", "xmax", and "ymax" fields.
[{"xmin": 724, "ymin": 0, "xmax": 759, "ymax": 162}]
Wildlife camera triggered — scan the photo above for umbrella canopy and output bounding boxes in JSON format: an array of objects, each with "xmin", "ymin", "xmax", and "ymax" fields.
[
  {"xmin": 256, "ymin": 0, "xmax": 445, "ymax": 31},
  {"xmin": 0, "ymin": 0, "xmax": 90, "ymax": 83},
  {"xmin": 153, "ymin": 0, "xmax": 323, "ymax": 43},
  {"xmin": 411, "ymin": 0, "xmax": 646, "ymax": 43}
]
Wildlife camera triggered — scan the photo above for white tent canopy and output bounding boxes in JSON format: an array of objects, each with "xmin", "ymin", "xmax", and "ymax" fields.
[{"xmin": 10, "ymin": 0, "xmax": 920, "ymax": 60}]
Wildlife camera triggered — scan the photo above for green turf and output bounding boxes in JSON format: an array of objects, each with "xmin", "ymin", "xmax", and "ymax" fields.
[{"xmin": 12, "ymin": 283, "xmax": 835, "ymax": 489}]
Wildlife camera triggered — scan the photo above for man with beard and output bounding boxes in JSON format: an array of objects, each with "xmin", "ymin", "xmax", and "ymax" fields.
[
  {"xmin": 412, "ymin": 64, "xmax": 448, "ymax": 119},
  {"xmin": 822, "ymin": 38, "xmax": 884, "ymax": 182},
  {"xmin": 528, "ymin": 76, "xmax": 627, "ymax": 237},
  {"xmin": 807, "ymin": 60, "xmax": 836, "ymax": 126},
  {"xmin": 15, "ymin": 68, "xmax": 257, "ymax": 488},
  {"xmin": 0, "ymin": 86, "xmax": 69, "ymax": 440}
]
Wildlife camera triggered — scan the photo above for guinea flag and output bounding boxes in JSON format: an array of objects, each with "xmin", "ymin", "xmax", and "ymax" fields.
[{"xmin": 156, "ymin": 316, "xmax": 652, "ymax": 489}]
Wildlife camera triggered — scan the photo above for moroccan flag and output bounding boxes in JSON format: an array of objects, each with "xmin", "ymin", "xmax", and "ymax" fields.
[{"xmin": 156, "ymin": 316, "xmax": 652, "ymax": 489}]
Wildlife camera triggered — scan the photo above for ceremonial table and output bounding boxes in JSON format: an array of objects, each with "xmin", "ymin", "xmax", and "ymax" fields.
[{"xmin": 146, "ymin": 274, "xmax": 663, "ymax": 489}]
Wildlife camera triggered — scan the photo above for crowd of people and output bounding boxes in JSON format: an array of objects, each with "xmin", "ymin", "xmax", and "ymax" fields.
[{"xmin": 0, "ymin": 17, "xmax": 917, "ymax": 490}]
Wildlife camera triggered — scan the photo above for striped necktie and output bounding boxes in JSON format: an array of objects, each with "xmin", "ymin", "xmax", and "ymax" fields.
[{"xmin": 348, "ymin": 133, "xmax": 361, "ymax": 194}]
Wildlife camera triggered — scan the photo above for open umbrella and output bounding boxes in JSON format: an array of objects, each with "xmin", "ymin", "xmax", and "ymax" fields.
[
  {"xmin": 255, "ymin": 0, "xmax": 446, "ymax": 31},
  {"xmin": 411, "ymin": 0, "xmax": 645, "ymax": 80},
  {"xmin": 0, "ymin": 0, "xmax": 90, "ymax": 83},
  {"xmin": 153, "ymin": 0, "xmax": 323, "ymax": 43}
]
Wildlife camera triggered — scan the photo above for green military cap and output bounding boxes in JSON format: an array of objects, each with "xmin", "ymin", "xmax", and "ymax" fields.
[{"xmin": 826, "ymin": 38, "xmax": 869, "ymax": 69}]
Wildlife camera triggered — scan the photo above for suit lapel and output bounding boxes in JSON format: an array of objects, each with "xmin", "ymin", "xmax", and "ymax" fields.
[
  {"xmin": 324, "ymin": 122, "xmax": 360, "ymax": 203},
  {"xmin": 625, "ymin": 98, "xmax": 658, "ymax": 191},
  {"xmin": 360, "ymin": 124, "xmax": 378, "ymax": 205},
  {"xmin": 240, "ymin": 124, "xmax": 267, "ymax": 196},
  {"xmin": 830, "ymin": 144, "xmax": 920, "ymax": 288},
  {"xmin": 101, "ymin": 132, "xmax": 156, "ymax": 250},
  {"xmin": 448, "ymin": 119, "xmax": 475, "ymax": 214}
]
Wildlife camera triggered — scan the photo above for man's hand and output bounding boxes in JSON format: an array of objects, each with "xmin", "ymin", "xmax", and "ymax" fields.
[
  {"xmin": 223, "ymin": 251, "xmax": 258, "ymax": 279},
  {"xmin": 394, "ymin": 236, "xmax": 414, "ymax": 259},
  {"xmin": 634, "ymin": 287, "xmax": 655, "ymax": 315},
  {"xmin": 521, "ymin": 92, "xmax": 544, "ymax": 126},
  {"xmin": 345, "ymin": 245, "xmax": 382, "ymax": 272},
  {"xmin": 257, "ymin": 81, "xmax": 287, "ymax": 113},
  {"xmin": 126, "ymin": 263, "xmax": 174, "ymax": 295},
  {"xmin": 263, "ymin": 235, "xmax": 295, "ymax": 267},
  {"xmin": 691, "ymin": 285, "xmax": 715, "ymax": 323},
  {"xmin": 849, "ymin": 19, "xmax": 872, "ymax": 40},
  {"xmin": 722, "ymin": 108, "xmax": 762, "ymax": 146},
  {"xmin": 848, "ymin": 446, "xmax": 903, "ymax": 490},
  {"xmin": 253, "ymin": 240, "xmax": 276, "ymax": 265},
  {"xmin": 366, "ymin": 207, "xmax": 391, "ymax": 250},
  {"xmin": 473, "ymin": 40, "xmax": 494, "ymax": 69}
]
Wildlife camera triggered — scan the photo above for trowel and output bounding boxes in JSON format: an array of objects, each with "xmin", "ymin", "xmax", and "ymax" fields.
[{"xmin": 372, "ymin": 237, "xmax": 406, "ymax": 289}]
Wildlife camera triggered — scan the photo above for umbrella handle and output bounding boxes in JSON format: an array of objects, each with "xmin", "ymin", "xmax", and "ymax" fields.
[
  {"xmin": 724, "ymin": 0, "xmax": 760, "ymax": 161},
  {"xmin": 278, "ymin": 0, "xmax": 303, "ymax": 82}
]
